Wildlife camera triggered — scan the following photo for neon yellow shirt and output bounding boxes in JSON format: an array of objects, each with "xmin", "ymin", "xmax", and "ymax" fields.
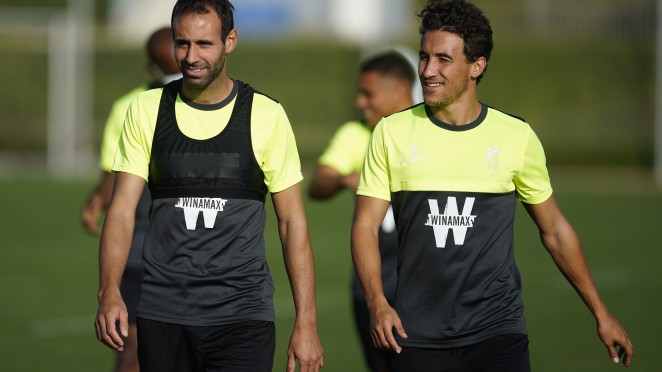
[
  {"xmin": 113, "ymin": 81, "xmax": 303, "ymax": 193},
  {"xmin": 318, "ymin": 120, "xmax": 372, "ymax": 176},
  {"xmin": 99, "ymin": 84, "xmax": 148, "ymax": 172},
  {"xmin": 357, "ymin": 103, "xmax": 553, "ymax": 348},
  {"xmin": 358, "ymin": 104, "xmax": 552, "ymax": 204}
]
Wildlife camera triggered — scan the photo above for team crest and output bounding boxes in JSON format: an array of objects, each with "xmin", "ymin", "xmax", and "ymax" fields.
[{"xmin": 486, "ymin": 147, "xmax": 499, "ymax": 172}]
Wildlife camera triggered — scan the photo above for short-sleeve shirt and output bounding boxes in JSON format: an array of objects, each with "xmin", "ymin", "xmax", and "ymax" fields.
[
  {"xmin": 113, "ymin": 82, "xmax": 302, "ymax": 192},
  {"xmin": 358, "ymin": 103, "xmax": 552, "ymax": 348},
  {"xmin": 113, "ymin": 79, "xmax": 303, "ymax": 326},
  {"xmin": 100, "ymin": 84, "xmax": 148, "ymax": 172},
  {"xmin": 318, "ymin": 120, "xmax": 372, "ymax": 176}
]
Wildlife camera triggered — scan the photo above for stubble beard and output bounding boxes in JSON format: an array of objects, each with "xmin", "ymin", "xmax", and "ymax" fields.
[
  {"xmin": 183, "ymin": 49, "xmax": 227, "ymax": 91},
  {"xmin": 423, "ymin": 75, "xmax": 470, "ymax": 109}
]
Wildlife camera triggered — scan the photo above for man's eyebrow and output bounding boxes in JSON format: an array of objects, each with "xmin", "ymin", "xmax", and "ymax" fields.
[
  {"xmin": 419, "ymin": 51, "xmax": 453, "ymax": 60},
  {"xmin": 174, "ymin": 38, "xmax": 215, "ymax": 45},
  {"xmin": 433, "ymin": 52, "xmax": 452, "ymax": 59}
]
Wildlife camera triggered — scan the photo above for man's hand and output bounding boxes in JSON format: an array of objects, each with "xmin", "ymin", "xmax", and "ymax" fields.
[
  {"xmin": 597, "ymin": 314, "xmax": 633, "ymax": 367},
  {"xmin": 287, "ymin": 324, "xmax": 324, "ymax": 372},
  {"xmin": 81, "ymin": 172, "xmax": 115, "ymax": 235},
  {"xmin": 94, "ymin": 289, "xmax": 129, "ymax": 351},
  {"xmin": 81, "ymin": 193, "xmax": 104, "ymax": 235},
  {"xmin": 369, "ymin": 298, "xmax": 407, "ymax": 353}
]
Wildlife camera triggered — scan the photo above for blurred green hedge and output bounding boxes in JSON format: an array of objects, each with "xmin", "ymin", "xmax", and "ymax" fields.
[
  {"xmin": 0, "ymin": 38, "xmax": 653, "ymax": 166},
  {"xmin": 0, "ymin": 0, "xmax": 655, "ymax": 167}
]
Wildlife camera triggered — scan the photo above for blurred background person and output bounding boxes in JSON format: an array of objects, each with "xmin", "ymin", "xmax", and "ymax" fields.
[
  {"xmin": 308, "ymin": 50, "xmax": 418, "ymax": 372},
  {"xmin": 81, "ymin": 26, "xmax": 181, "ymax": 372}
]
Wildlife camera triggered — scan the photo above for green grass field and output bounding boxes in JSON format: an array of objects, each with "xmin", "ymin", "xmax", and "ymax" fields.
[
  {"xmin": 0, "ymin": 168, "xmax": 659, "ymax": 372},
  {"xmin": 0, "ymin": 2, "xmax": 658, "ymax": 370}
]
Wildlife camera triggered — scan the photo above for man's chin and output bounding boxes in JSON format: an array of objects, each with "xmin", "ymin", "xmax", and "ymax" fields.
[
  {"xmin": 424, "ymin": 98, "xmax": 446, "ymax": 108},
  {"xmin": 183, "ymin": 77, "xmax": 208, "ymax": 90}
]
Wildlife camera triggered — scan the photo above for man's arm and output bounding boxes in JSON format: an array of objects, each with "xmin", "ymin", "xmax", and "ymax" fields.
[
  {"xmin": 308, "ymin": 165, "xmax": 360, "ymax": 200},
  {"xmin": 81, "ymin": 171, "xmax": 115, "ymax": 235},
  {"xmin": 351, "ymin": 195, "xmax": 407, "ymax": 353},
  {"xmin": 524, "ymin": 196, "xmax": 633, "ymax": 367},
  {"xmin": 95, "ymin": 172, "xmax": 145, "ymax": 352},
  {"xmin": 271, "ymin": 183, "xmax": 324, "ymax": 372}
]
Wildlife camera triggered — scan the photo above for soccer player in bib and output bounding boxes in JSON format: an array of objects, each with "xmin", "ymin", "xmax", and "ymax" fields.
[
  {"xmin": 94, "ymin": 1, "xmax": 323, "ymax": 371},
  {"xmin": 351, "ymin": 0, "xmax": 633, "ymax": 371}
]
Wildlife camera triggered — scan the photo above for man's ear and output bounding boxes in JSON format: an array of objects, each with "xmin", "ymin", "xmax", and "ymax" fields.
[
  {"xmin": 224, "ymin": 28, "xmax": 238, "ymax": 54},
  {"xmin": 470, "ymin": 57, "xmax": 487, "ymax": 80}
]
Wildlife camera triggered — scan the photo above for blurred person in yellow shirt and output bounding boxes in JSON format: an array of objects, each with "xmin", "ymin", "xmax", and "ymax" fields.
[
  {"xmin": 309, "ymin": 50, "xmax": 417, "ymax": 372},
  {"xmin": 81, "ymin": 26, "xmax": 180, "ymax": 372}
]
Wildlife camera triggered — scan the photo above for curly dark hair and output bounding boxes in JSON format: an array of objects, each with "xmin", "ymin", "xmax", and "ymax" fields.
[
  {"xmin": 418, "ymin": 0, "xmax": 493, "ymax": 83},
  {"xmin": 171, "ymin": 0, "xmax": 235, "ymax": 42}
]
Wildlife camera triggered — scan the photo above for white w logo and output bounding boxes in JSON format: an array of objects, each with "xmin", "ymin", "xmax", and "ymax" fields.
[
  {"xmin": 425, "ymin": 197, "xmax": 477, "ymax": 248},
  {"xmin": 175, "ymin": 197, "xmax": 227, "ymax": 230}
]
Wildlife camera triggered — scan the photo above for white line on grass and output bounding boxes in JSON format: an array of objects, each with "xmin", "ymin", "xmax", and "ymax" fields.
[
  {"xmin": 30, "ymin": 294, "xmax": 342, "ymax": 339},
  {"xmin": 29, "ymin": 315, "xmax": 94, "ymax": 339}
]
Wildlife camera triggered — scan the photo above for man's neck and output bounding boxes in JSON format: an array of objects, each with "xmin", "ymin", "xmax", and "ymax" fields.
[
  {"xmin": 182, "ymin": 76, "xmax": 233, "ymax": 105},
  {"xmin": 428, "ymin": 97, "xmax": 482, "ymax": 126}
]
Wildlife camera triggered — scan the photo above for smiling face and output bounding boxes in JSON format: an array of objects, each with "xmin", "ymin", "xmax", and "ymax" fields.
[
  {"xmin": 173, "ymin": 9, "xmax": 236, "ymax": 99},
  {"xmin": 418, "ymin": 30, "xmax": 484, "ymax": 110}
]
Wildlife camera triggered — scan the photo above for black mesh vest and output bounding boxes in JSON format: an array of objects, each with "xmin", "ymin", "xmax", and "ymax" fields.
[
  {"xmin": 138, "ymin": 79, "xmax": 275, "ymax": 326},
  {"xmin": 148, "ymin": 79, "xmax": 267, "ymax": 202}
]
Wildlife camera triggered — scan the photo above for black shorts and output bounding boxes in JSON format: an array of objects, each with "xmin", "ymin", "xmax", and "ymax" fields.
[
  {"xmin": 353, "ymin": 296, "xmax": 394, "ymax": 371},
  {"xmin": 119, "ymin": 267, "xmax": 143, "ymax": 325},
  {"xmin": 392, "ymin": 333, "xmax": 530, "ymax": 372},
  {"xmin": 136, "ymin": 318, "xmax": 275, "ymax": 372}
]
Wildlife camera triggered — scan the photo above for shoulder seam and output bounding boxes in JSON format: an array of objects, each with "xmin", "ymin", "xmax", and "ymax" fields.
[
  {"xmin": 486, "ymin": 104, "xmax": 527, "ymax": 123},
  {"xmin": 385, "ymin": 102, "xmax": 425, "ymax": 119},
  {"xmin": 252, "ymin": 89, "xmax": 279, "ymax": 104}
]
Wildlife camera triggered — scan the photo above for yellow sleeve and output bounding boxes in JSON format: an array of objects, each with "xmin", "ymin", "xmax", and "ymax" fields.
[
  {"xmin": 356, "ymin": 119, "xmax": 391, "ymax": 201},
  {"xmin": 251, "ymin": 95, "xmax": 303, "ymax": 193},
  {"xmin": 99, "ymin": 85, "xmax": 146, "ymax": 172},
  {"xmin": 515, "ymin": 127, "xmax": 553, "ymax": 204},
  {"xmin": 318, "ymin": 121, "xmax": 371, "ymax": 176},
  {"xmin": 112, "ymin": 90, "xmax": 159, "ymax": 181}
]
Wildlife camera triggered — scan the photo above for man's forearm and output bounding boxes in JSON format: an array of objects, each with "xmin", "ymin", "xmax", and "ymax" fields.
[
  {"xmin": 351, "ymin": 222, "xmax": 386, "ymax": 307},
  {"xmin": 97, "ymin": 205, "xmax": 135, "ymax": 299},
  {"xmin": 308, "ymin": 165, "xmax": 353, "ymax": 200},
  {"xmin": 542, "ymin": 226, "xmax": 609, "ymax": 320},
  {"xmin": 308, "ymin": 175, "xmax": 343, "ymax": 200},
  {"xmin": 351, "ymin": 196, "xmax": 391, "ymax": 307},
  {"xmin": 279, "ymin": 219, "xmax": 318, "ymax": 323}
]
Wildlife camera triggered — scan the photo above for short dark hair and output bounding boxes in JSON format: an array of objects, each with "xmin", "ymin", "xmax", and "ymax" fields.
[
  {"xmin": 171, "ymin": 0, "xmax": 235, "ymax": 42},
  {"xmin": 360, "ymin": 52, "xmax": 415, "ymax": 87},
  {"xmin": 146, "ymin": 27, "xmax": 172, "ymax": 61},
  {"xmin": 418, "ymin": 0, "xmax": 493, "ymax": 83}
]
